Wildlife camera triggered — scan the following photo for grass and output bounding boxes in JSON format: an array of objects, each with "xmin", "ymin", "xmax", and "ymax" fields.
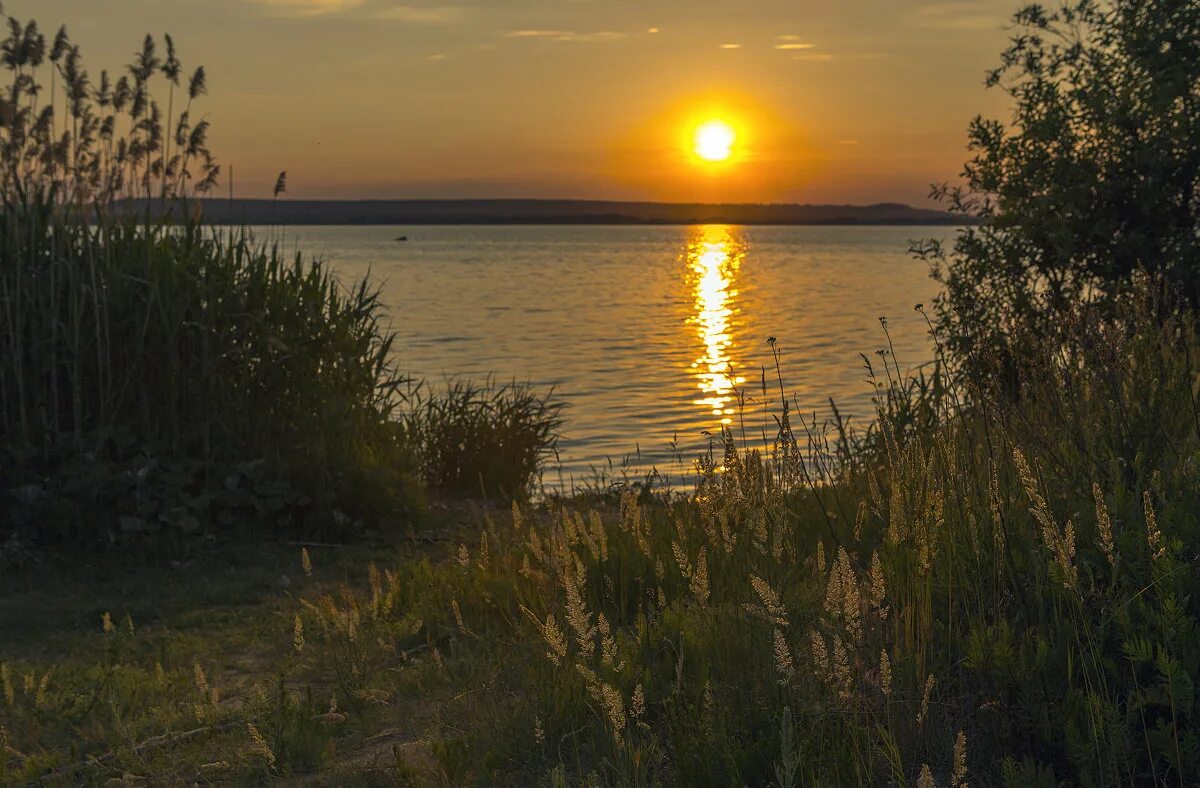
[
  {"xmin": 404, "ymin": 378, "xmax": 566, "ymax": 501},
  {"xmin": 0, "ymin": 16, "xmax": 431, "ymax": 550},
  {"xmin": 7, "ymin": 279, "xmax": 1200, "ymax": 784}
]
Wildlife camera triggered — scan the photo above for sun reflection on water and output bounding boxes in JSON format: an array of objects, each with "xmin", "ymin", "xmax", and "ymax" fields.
[{"xmin": 685, "ymin": 225, "xmax": 747, "ymax": 425}]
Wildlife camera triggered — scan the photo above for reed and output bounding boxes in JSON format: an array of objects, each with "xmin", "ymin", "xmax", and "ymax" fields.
[
  {"xmin": 403, "ymin": 377, "xmax": 565, "ymax": 501},
  {"xmin": 0, "ymin": 12, "xmax": 418, "ymax": 547}
]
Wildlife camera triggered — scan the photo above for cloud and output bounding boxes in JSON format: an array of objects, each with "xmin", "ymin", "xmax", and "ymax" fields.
[
  {"xmin": 775, "ymin": 36, "xmax": 815, "ymax": 50},
  {"xmin": 253, "ymin": 0, "xmax": 364, "ymax": 16},
  {"xmin": 720, "ymin": 43, "xmax": 742, "ymax": 49},
  {"xmin": 792, "ymin": 53, "xmax": 833, "ymax": 61},
  {"xmin": 505, "ymin": 29, "xmax": 628, "ymax": 43},
  {"xmin": 373, "ymin": 5, "xmax": 467, "ymax": 23},
  {"xmin": 647, "ymin": 27, "xmax": 660, "ymax": 34},
  {"xmin": 251, "ymin": 0, "xmax": 465, "ymax": 22},
  {"xmin": 915, "ymin": 2, "xmax": 1002, "ymax": 30},
  {"xmin": 425, "ymin": 53, "xmax": 447, "ymax": 61}
]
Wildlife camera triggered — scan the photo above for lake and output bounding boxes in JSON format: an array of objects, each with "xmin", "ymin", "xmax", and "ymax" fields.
[{"xmin": 267, "ymin": 224, "xmax": 951, "ymax": 488}]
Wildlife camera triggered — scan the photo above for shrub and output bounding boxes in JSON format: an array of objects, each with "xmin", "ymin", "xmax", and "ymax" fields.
[
  {"xmin": 914, "ymin": 0, "xmax": 1200, "ymax": 376},
  {"xmin": 403, "ymin": 378, "xmax": 565, "ymax": 501}
]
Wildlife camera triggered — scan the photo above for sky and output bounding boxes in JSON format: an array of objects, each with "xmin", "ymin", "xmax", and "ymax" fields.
[{"xmin": 15, "ymin": 0, "xmax": 1020, "ymax": 205}]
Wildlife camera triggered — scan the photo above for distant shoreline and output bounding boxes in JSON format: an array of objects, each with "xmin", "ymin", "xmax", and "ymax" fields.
[{"xmin": 117, "ymin": 198, "xmax": 971, "ymax": 227}]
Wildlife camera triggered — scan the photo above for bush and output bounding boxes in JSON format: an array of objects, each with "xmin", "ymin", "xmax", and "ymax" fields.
[
  {"xmin": 915, "ymin": 0, "xmax": 1200, "ymax": 376},
  {"xmin": 403, "ymin": 378, "xmax": 565, "ymax": 501}
]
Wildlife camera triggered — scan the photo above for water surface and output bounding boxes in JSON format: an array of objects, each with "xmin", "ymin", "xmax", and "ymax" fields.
[{"xmin": 268, "ymin": 225, "xmax": 950, "ymax": 487}]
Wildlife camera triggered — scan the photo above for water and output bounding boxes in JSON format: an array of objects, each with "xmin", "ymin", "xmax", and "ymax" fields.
[{"xmin": 268, "ymin": 224, "xmax": 951, "ymax": 487}]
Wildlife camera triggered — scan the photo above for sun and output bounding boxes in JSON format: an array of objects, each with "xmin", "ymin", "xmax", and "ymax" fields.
[{"xmin": 693, "ymin": 119, "xmax": 736, "ymax": 162}]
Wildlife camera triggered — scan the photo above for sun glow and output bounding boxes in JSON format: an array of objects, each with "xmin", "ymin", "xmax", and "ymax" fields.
[{"xmin": 693, "ymin": 119, "xmax": 736, "ymax": 162}]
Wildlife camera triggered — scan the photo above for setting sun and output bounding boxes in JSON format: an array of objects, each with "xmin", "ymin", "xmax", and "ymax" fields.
[{"xmin": 693, "ymin": 119, "xmax": 737, "ymax": 162}]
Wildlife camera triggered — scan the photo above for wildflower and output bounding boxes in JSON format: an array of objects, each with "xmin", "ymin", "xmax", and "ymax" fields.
[
  {"xmin": 563, "ymin": 560, "xmax": 596, "ymax": 660},
  {"xmin": 522, "ymin": 605, "xmax": 568, "ymax": 665},
  {"xmin": 809, "ymin": 630, "xmax": 830, "ymax": 680},
  {"xmin": 869, "ymin": 552, "xmax": 888, "ymax": 620},
  {"xmin": 301, "ymin": 547, "xmax": 312, "ymax": 577},
  {"xmin": 750, "ymin": 574, "xmax": 787, "ymax": 626},
  {"xmin": 691, "ymin": 548, "xmax": 710, "ymax": 606},
  {"xmin": 1092, "ymin": 483, "xmax": 1116, "ymax": 568},
  {"xmin": 917, "ymin": 674, "xmax": 935, "ymax": 726},
  {"xmin": 880, "ymin": 649, "xmax": 892, "ymax": 699},
  {"xmin": 34, "ymin": 670, "xmax": 50, "ymax": 708},
  {"xmin": 598, "ymin": 614, "xmax": 621, "ymax": 670},
  {"xmin": 451, "ymin": 599, "xmax": 466, "ymax": 633},
  {"xmin": 101, "ymin": 611, "xmax": 114, "ymax": 634},
  {"xmin": 292, "ymin": 614, "xmax": 305, "ymax": 654},
  {"xmin": 576, "ymin": 664, "xmax": 624, "ymax": 738},
  {"xmin": 313, "ymin": 694, "xmax": 348, "ymax": 723},
  {"xmin": 832, "ymin": 636, "xmax": 851, "ymax": 699},
  {"xmin": 951, "ymin": 730, "xmax": 967, "ymax": 787},
  {"xmin": 479, "ymin": 532, "xmax": 491, "ymax": 569},
  {"xmin": 989, "ymin": 463, "xmax": 1004, "ymax": 557},
  {"xmin": 1144, "ymin": 490, "xmax": 1165, "ymax": 561},
  {"xmin": 916, "ymin": 764, "xmax": 936, "ymax": 788},
  {"xmin": 533, "ymin": 716, "xmax": 545, "ymax": 744},
  {"xmin": 1015, "ymin": 448, "xmax": 1077, "ymax": 587},
  {"xmin": 773, "ymin": 628, "xmax": 794, "ymax": 684},
  {"xmin": 631, "ymin": 684, "xmax": 646, "ymax": 719},
  {"xmin": 124, "ymin": 614, "xmax": 135, "ymax": 635},
  {"xmin": 825, "ymin": 548, "xmax": 863, "ymax": 641},
  {"xmin": 457, "ymin": 544, "xmax": 470, "ymax": 567},
  {"xmin": 246, "ymin": 722, "xmax": 276, "ymax": 769},
  {"xmin": 1, "ymin": 663, "xmax": 12, "ymax": 706},
  {"xmin": 194, "ymin": 662, "xmax": 209, "ymax": 698}
]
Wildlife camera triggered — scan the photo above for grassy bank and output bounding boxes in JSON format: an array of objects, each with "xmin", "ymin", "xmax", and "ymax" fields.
[{"xmin": 7, "ymin": 282, "xmax": 1200, "ymax": 784}]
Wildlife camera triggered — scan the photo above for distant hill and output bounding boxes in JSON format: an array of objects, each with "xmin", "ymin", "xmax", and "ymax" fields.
[{"xmin": 119, "ymin": 198, "xmax": 966, "ymax": 226}]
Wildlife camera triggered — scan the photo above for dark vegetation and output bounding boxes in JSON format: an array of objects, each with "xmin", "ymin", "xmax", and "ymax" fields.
[
  {"xmin": 4, "ymin": 0, "xmax": 1200, "ymax": 785},
  {"xmin": 0, "ymin": 19, "xmax": 559, "ymax": 557}
]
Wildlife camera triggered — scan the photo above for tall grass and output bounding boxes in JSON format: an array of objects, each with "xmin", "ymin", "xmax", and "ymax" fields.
[
  {"xmin": 0, "ymin": 14, "xmax": 419, "ymax": 546},
  {"xmin": 411, "ymin": 276, "xmax": 1200, "ymax": 785},
  {"xmin": 403, "ymin": 378, "xmax": 565, "ymax": 501}
]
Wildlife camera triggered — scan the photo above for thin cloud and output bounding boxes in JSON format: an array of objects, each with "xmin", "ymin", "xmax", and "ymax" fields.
[
  {"xmin": 505, "ymin": 29, "xmax": 628, "ymax": 43},
  {"xmin": 720, "ymin": 43, "xmax": 742, "ymax": 49},
  {"xmin": 775, "ymin": 43, "xmax": 815, "ymax": 50},
  {"xmin": 252, "ymin": 0, "xmax": 465, "ymax": 22},
  {"xmin": 373, "ymin": 5, "xmax": 467, "ymax": 22},
  {"xmin": 915, "ymin": 2, "xmax": 1002, "ymax": 30},
  {"xmin": 253, "ymin": 0, "xmax": 364, "ymax": 16}
]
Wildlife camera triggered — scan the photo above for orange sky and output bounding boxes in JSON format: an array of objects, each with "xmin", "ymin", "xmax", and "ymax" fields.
[{"xmin": 19, "ymin": 1, "xmax": 1018, "ymax": 205}]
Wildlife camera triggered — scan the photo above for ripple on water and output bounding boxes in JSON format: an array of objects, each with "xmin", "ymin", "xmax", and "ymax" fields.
[{"xmin": 267, "ymin": 224, "xmax": 950, "ymax": 487}]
